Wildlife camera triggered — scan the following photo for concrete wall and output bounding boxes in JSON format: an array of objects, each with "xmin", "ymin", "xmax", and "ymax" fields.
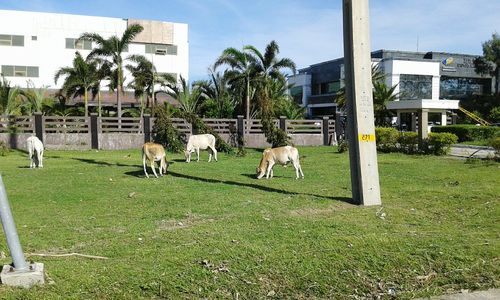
[
  {"xmin": 44, "ymin": 133, "xmax": 90, "ymax": 150},
  {"xmin": 1, "ymin": 132, "xmax": 327, "ymax": 150},
  {"xmin": 0, "ymin": 133, "xmax": 32, "ymax": 150},
  {"xmin": 98, "ymin": 133, "xmax": 144, "ymax": 150}
]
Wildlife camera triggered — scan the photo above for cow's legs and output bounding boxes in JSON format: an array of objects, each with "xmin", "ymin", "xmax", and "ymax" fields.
[
  {"xmin": 38, "ymin": 149, "xmax": 43, "ymax": 168},
  {"xmin": 151, "ymin": 161, "xmax": 158, "ymax": 178},
  {"xmin": 266, "ymin": 161, "xmax": 275, "ymax": 179},
  {"xmin": 208, "ymin": 148, "xmax": 212, "ymax": 162},
  {"xmin": 210, "ymin": 146, "xmax": 218, "ymax": 162},
  {"xmin": 292, "ymin": 160, "xmax": 304, "ymax": 179},
  {"xmin": 196, "ymin": 148, "xmax": 200, "ymax": 162},
  {"xmin": 28, "ymin": 148, "xmax": 34, "ymax": 168},
  {"xmin": 143, "ymin": 155, "xmax": 149, "ymax": 178}
]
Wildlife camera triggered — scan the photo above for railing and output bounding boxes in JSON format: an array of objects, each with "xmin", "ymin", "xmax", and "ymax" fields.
[
  {"xmin": 100, "ymin": 117, "xmax": 143, "ymax": 133},
  {"xmin": 286, "ymin": 119, "xmax": 322, "ymax": 134},
  {"xmin": 44, "ymin": 116, "xmax": 89, "ymax": 133},
  {"xmin": 0, "ymin": 116, "xmax": 34, "ymax": 133},
  {"xmin": 203, "ymin": 118, "xmax": 237, "ymax": 134},
  {"xmin": 1, "ymin": 114, "xmax": 336, "ymax": 149}
]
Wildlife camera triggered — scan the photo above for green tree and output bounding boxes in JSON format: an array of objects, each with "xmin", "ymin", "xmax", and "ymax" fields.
[
  {"xmin": 20, "ymin": 81, "xmax": 54, "ymax": 115},
  {"xmin": 0, "ymin": 76, "xmax": 23, "ymax": 117},
  {"xmin": 126, "ymin": 54, "xmax": 176, "ymax": 117},
  {"xmin": 79, "ymin": 24, "xmax": 144, "ymax": 117},
  {"xmin": 474, "ymin": 32, "xmax": 500, "ymax": 94},
  {"xmin": 196, "ymin": 69, "xmax": 236, "ymax": 118},
  {"xmin": 214, "ymin": 46, "xmax": 257, "ymax": 123},
  {"xmin": 335, "ymin": 64, "xmax": 385, "ymax": 109},
  {"xmin": 372, "ymin": 81, "xmax": 398, "ymax": 126},
  {"xmin": 165, "ymin": 75, "xmax": 201, "ymax": 114},
  {"xmin": 54, "ymin": 52, "xmax": 99, "ymax": 116}
]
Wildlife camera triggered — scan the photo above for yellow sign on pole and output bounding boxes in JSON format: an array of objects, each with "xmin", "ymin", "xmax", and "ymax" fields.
[{"xmin": 358, "ymin": 133, "xmax": 376, "ymax": 142}]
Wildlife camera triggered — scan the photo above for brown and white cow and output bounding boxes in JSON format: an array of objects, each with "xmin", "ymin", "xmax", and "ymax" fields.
[
  {"xmin": 142, "ymin": 142, "xmax": 168, "ymax": 178},
  {"xmin": 256, "ymin": 146, "xmax": 304, "ymax": 179}
]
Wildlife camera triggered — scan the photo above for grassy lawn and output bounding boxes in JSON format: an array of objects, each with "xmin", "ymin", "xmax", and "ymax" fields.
[{"xmin": 0, "ymin": 147, "xmax": 498, "ymax": 299}]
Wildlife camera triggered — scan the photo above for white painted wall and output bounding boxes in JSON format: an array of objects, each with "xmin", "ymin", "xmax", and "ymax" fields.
[
  {"xmin": 380, "ymin": 59, "xmax": 440, "ymax": 100},
  {"xmin": 0, "ymin": 9, "xmax": 188, "ymax": 90}
]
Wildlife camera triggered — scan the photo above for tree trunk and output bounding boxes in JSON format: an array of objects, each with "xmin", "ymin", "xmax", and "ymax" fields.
[
  {"xmin": 98, "ymin": 90, "xmax": 102, "ymax": 117},
  {"xmin": 84, "ymin": 89, "xmax": 88, "ymax": 117},
  {"xmin": 245, "ymin": 76, "xmax": 250, "ymax": 135},
  {"xmin": 495, "ymin": 66, "xmax": 499, "ymax": 95}
]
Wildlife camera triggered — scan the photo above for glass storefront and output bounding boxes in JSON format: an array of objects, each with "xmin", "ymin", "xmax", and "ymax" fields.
[
  {"xmin": 440, "ymin": 76, "xmax": 491, "ymax": 99},
  {"xmin": 399, "ymin": 74, "xmax": 432, "ymax": 100}
]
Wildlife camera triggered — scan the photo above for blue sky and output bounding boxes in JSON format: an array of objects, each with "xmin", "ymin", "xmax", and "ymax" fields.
[{"xmin": 1, "ymin": 0, "xmax": 498, "ymax": 81}]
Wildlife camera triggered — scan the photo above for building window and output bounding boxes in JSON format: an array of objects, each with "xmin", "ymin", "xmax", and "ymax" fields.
[
  {"xmin": 65, "ymin": 38, "xmax": 92, "ymax": 50},
  {"xmin": 32, "ymin": 36, "xmax": 37, "ymax": 41},
  {"xmin": 0, "ymin": 34, "xmax": 24, "ymax": 46},
  {"xmin": 290, "ymin": 86, "xmax": 303, "ymax": 104},
  {"xmin": 399, "ymin": 74, "xmax": 432, "ymax": 100},
  {"xmin": 1, "ymin": 65, "xmax": 39, "ymax": 77},
  {"xmin": 320, "ymin": 81, "xmax": 340, "ymax": 94},
  {"xmin": 440, "ymin": 76, "xmax": 491, "ymax": 99},
  {"xmin": 146, "ymin": 44, "xmax": 177, "ymax": 55}
]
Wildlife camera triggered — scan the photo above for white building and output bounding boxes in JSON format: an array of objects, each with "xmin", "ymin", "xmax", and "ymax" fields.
[{"xmin": 0, "ymin": 9, "xmax": 188, "ymax": 95}]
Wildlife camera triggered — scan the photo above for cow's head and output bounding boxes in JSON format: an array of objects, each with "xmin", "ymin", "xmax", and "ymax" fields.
[{"xmin": 256, "ymin": 167, "xmax": 265, "ymax": 179}]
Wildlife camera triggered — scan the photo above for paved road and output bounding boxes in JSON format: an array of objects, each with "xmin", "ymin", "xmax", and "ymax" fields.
[
  {"xmin": 416, "ymin": 288, "xmax": 500, "ymax": 299},
  {"xmin": 449, "ymin": 145, "xmax": 496, "ymax": 159}
]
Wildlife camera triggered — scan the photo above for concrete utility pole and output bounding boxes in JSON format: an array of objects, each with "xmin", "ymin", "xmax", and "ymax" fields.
[
  {"xmin": 0, "ymin": 175, "xmax": 45, "ymax": 288},
  {"xmin": 342, "ymin": 0, "xmax": 381, "ymax": 206}
]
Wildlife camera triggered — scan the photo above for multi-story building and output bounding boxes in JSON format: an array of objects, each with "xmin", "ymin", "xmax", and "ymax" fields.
[
  {"xmin": 0, "ymin": 9, "xmax": 188, "ymax": 108},
  {"xmin": 289, "ymin": 50, "xmax": 494, "ymax": 128}
]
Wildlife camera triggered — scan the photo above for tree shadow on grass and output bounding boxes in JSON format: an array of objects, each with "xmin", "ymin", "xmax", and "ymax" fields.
[
  {"xmin": 72, "ymin": 157, "xmax": 135, "ymax": 168},
  {"xmin": 157, "ymin": 170, "xmax": 356, "ymax": 204}
]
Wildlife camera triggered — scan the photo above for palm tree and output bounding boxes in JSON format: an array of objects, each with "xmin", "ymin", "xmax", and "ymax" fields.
[
  {"xmin": 54, "ymin": 52, "xmax": 99, "ymax": 116},
  {"xmin": 214, "ymin": 47, "xmax": 257, "ymax": 124},
  {"xmin": 126, "ymin": 54, "xmax": 176, "ymax": 117},
  {"xmin": 245, "ymin": 40, "xmax": 296, "ymax": 84},
  {"xmin": 372, "ymin": 81, "xmax": 398, "ymax": 126},
  {"xmin": 0, "ymin": 76, "xmax": 23, "ymax": 117},
  {"xmin": 165, "ymin": 76, "xmax": 201, "ymax": 114},
  {"xmin": 196, "ymin": 69, "xmax": 236, "ymax": 118},
  {"xmin": 79, "ymin": 24, "xmax": 144, "ymax": 117},
  {"xmin": 20, "ymin": 81, "xmax": 54, "ymax": 115},
  {"xmin": 89, "ymin": 57, "xmax": 112, "ymax": 117}
]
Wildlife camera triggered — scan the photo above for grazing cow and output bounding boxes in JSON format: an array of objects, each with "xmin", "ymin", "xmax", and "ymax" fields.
[
  {"xmin": 26, "ymin": 136, "xmax": 44, "ymax": 168},
  {"xmin": 142, "ymin": 142, "xmax": 168, "ymax": 178},
  {"xmin": 184, "ymin": 134, "xmax": 218, "ymax": 163},
  {"xmin": 256, "ymin": 146, "xmax": 304, "ymax": 179}
]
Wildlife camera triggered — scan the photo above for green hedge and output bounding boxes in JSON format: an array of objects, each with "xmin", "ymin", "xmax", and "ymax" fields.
[
  {"xmin": 375, "ymin": 127, "xmax": 457, "ymax": 156},
  {"xmin": 431, "ymin": 125, "xmax": 499, "ymax": 142}
]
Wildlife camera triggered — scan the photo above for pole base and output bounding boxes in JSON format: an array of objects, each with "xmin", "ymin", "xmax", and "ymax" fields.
[{"xmin": 1, "ymin": 263, "xmax": 45, "ymax": 288}]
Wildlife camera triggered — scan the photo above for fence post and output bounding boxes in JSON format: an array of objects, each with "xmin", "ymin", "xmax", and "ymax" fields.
[
  {"xmin": 279, "ymin": 116, "xmax": 286, "ymax": 132},
  {"xmin": 143, "ymin": 114, "xmax": 151, "ymax": 143},
  {"xmin": 33, "ymin": 112, "xmax": 43, "ymax": 143},
  {"xmin": 90, "ymin": 113, "xmax": 99, "ymax": 149},
  {"xmin": 335, "ymin": 112, "xmax": 343, "ymax": 141},
  {"xmin": 322, "ymin": 116, "xmax": 330, "ymax": 145},
  {"xmin": 237, "ymin": 115, "xmax": 244, "ymax": 147}
]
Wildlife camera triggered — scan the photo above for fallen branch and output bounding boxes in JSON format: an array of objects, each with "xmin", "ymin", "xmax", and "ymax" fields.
[{"xmin": 28, "ymin": 252, "xmax": 108, "ymax": 260}]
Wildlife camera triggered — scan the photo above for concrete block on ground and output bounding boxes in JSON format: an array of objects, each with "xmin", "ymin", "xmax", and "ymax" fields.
[{"xmin": 1, "ymin": 263, "xmax": 45, "ymax": 288}]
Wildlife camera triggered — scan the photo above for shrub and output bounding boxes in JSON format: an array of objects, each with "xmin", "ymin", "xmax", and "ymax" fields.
[
  {"xmin": 491, "ymin": 137, "xmax": 500, "ymax": 161},
  {"xmin": 398, "ymin": 132, "xmax": 418, "ymax": 154},
  {"xmin": 152, "ymin": 109, "xmax": 185, "ymax": 153},
  {"xmin": 489, "ymin": 107, "xmax": 500, "ymax": 123},
  {"xmin": 431, "ymin": 125, "xmax": 499, "ymax": 142},
  {"xmin": 375, "ymin": 127, "xmax": 398, "ymax": 152},
  {"xmin": 425, "ymin": 132, "xmax": 458, "ymax": 155},
  {"xmin": 0, "ymin": 140, "xmax": 9, "ymax": 156}
]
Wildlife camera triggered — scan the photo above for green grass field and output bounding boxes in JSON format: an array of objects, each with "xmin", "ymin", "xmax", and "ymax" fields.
[{"xmin": 0, "ymin": 147, "xmax": 498, "ymax": 299}]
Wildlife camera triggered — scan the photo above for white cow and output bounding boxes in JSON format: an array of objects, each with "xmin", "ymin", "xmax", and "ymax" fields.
[
  {"xmin": 142, "ymin": 142, "xmax": 168, "ymax": 178},
  {"xmin": 26, "ymin": 136, "xmax": 44, "ymax": 168},
  {"xmin": 184, "ymin": 134, "xmax": 218, "ymax": 163},
  {"xmin": 256, "ymin": 146, "xmax": 304, "ymax": 179}
]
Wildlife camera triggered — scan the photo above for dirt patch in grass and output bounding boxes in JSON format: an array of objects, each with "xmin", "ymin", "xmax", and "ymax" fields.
[{"xmin": 156, "ymin": 213, "xmax": 213, "ymax": 231}]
